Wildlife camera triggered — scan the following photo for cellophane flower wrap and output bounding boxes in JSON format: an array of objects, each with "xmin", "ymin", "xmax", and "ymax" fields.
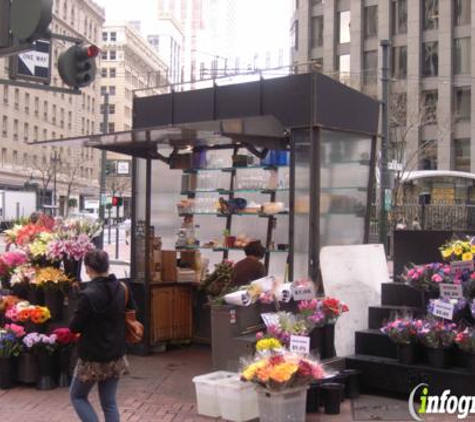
[
  {"xmin": 257, "ymin": 312, "xmax": 311, "ymax": 346},
  {"xmin": 381, "ymin": 318, "xmax": 418, "ymax": 345},
  {"xmin": 0, "ymin": 327, "xmax": 23, "ymax": 358},
  {"xmin": 416, "ymin": 318, "xmax": 456, "ymax": 349},
  {"xmin": 402, "ymin": 263, "xmax": 451, "ymax": 292},
  {"xmin": 241, "ymin": 352, "xmax": 325, "ymax": 391},
  {"xmin": 51, "ymin": 327, "xmax": 79, "ymax": 350},
  {"xmin": 439, "ymin": 238, "xmax": 475, "ymax": 262},
  {"xmin": 455, "ymin": 327, "xmax": 475, "ymax": 353},
  {"xmin": 5, "ymin": 301, "xmax": 51, "ymax": 324},
  {"xmin": 34, "ymin": 266, "xmax": 71, "ymax": 290},
  {"xmin": 22, "ymin": 332, "xmax": 57, "ymax": 355}
]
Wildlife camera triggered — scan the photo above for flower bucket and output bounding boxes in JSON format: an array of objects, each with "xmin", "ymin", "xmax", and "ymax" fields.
[
  {"xmin": 467, "ymin": 353, "xmax": 475, "ymax": 373},
  {"xmin": 17, "ymin": 351, "xmax": 38, "ymax": 384},
  {"xmin": 306, "ymin": 382, "xmax": 320, "ymax": 413},
  {"xmin": 427, "ymin": 348, "xmax": 448, "ymax": 369},
  {"xmin": 24, "ymin": 320, "xmax": 48, "ymax": 334},
  {"xmin": 256, "ymin": 386, "xmax": 308, "ymax": 422},
  {"xmin": 57, "ymin": 348, "xmax": 71, "ymax": 388},
  {"xmin": 309, "ymin": 327, "xmax": 324, "ymax": 357},
  {"xmin": 26, "ymin": 285, "xmax": 44, "ymax": 306},
  {"xmin": 44, "ymin": 289, "xmax": 64, "ymax": 321},
  {"xmin": 397, "ymin": 343, "xmax": 415, "ymax": 365},
  {"xmin": 321, "ymin": 382, "xmax": 344, "ymax": 415},
  {"xmin": 322, "ymin": 324, "xmax": 336, "ymax": 360},
  {"xmin": 63, "ymin": 258, "xmax": 82, "ymax": 282},
  {"xmin": 0, "ymin": 357, "xmax": 15, "ymax": 389},
  {"xmin": 341, "ymin": 369, "xmax": 360, "ymax": 399},
  {"xmin": 36, "ymin": 350, "xmax": 56, "ymax": 390}
]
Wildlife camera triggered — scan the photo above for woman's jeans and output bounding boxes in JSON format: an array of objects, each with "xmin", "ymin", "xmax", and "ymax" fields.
[{"xmin": 70, "ymin": 376, "xmax": 120, "ymax": 422}]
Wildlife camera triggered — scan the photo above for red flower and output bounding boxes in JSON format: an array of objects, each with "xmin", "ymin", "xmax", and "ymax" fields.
[
  {"xmin": 297, "ymin": 359, "xmax": 313, "ymax": 377},
  {"xmin": 269, "ymin": 355, "xmax": 284, "ymax": 366}
]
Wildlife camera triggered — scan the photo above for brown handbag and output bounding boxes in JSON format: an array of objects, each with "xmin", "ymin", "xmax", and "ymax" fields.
[{"xmin": 120, "ymin": 282, "xmax": 144, "ymax": 344}]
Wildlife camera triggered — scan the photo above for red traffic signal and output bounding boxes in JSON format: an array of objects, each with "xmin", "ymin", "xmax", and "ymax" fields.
[
  {"xmin": 58, "ymin": 43, "xmax": 98, "ymax": 89},
  {"xmin": 112, "ymin": 196, "xmax": 123, "ymax": 207}
]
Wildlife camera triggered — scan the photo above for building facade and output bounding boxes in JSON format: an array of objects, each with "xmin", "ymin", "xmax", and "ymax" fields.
[
  {"xmin": 291, "ymin": 0, "xmax": 475, "ymax": 173},
  {"xmin": 100, "ymin": 23, "xmax": 168, "ymax": 211},
  {"xmin": 0, "ymin": 0, "xmax": 105, "ymax": 214}
]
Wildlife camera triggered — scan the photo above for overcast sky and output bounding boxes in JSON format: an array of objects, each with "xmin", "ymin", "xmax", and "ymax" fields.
[{"xmin": 95, "ymin": 0, "xmax": 290, "ymax": 63}]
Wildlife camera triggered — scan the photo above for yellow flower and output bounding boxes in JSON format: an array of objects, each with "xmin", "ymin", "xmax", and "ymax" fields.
[
  {"xmin": 256, "ymin": 338, "xmax": 282, "ymax": 352},
  {"xmin": 269, "ymin": 363, "xmax": 299, "ymax": 384},
  {"xmin": 441, "ymin": 249, "xmax": 452, "ymax": 259},
  {"xmin": 471, "ymin": 245, "xmax": 475, "ymax": 254},
  {"xmin": 35, "ymin": 267, "xmax": 70, "ymax": 286},
  {"xmin": 242, "ymin": 360, "xmax": 267, "ymax": 381},
  {"xmin": 462, "ymin": 252, "xmax": 473, "ymax": 261},
  {"xmin": 453, "ymin": 245, "xmax": 463, "ymax": 256}
]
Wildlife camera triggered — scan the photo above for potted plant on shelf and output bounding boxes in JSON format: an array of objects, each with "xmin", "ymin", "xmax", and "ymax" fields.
[
  {"xmin": 455, "ymin": 327, "xmax": 475, "ymax": 372},
  {"xmin": 22, "ymin": 332, "xmax": 58, "ymax": 390},
  {"xmin": 416, "ymin": 318, "xmax": 456, "ymax": 369},
  {"xmin": 381, "ymin": 317, "xmax": 418, "ymax": 364},
  {"xmin": 51, "ymin": 327, "xmax": 79, "ymax": 387},
  {"xmin": 241, "ymin": 352, "xmax": 326, "ymax": 422},
  {"xmin": 0, "ymin": 325, "xmax": 23, "ymax": 389}
]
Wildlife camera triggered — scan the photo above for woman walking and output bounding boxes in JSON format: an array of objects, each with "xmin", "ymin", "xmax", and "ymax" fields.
[{"xmin": 70, "ymin": 249, "xmax": 135, "ymax": 422}]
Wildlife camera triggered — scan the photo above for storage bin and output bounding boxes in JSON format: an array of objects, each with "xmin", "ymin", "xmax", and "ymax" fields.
[
  {"xmin": 192, "ymin": 371, "xmax": 237, "ymax": 417},
  {"xmin": 256, "ymin": 386, "xmax": 308, "ymax": 422},
  {"xmin": 218, "ymin": 376, "xmax": 258, "ymax": 422}
]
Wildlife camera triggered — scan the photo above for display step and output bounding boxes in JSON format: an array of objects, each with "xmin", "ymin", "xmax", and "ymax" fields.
[
  {"xmin": 368, "ymin": 305, "xmax": 423, "ymax": 329},
  {"xmin": 346, "ymin": 354, "xmax": 475, "ymax": 397},
  {"xmin": 355, "ymin": 329, "xmax": 397, "ymax": 359},
  {"xmin": 381, "ymin": 282, "xmax": 424, "ymax": 308}
]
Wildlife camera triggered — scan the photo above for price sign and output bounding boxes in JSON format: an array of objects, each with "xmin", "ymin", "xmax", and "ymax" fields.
[
  {"xmin": 291, "ymin": 283, "xmax": 316, "ymax": 301},
  {"xmin": 431, "ymin": 300, "xmax": 454, "ymax": 321},
  {"xmin": 290, "ymin": 335, "xmax": 310, "ymax": 355},
  {"xmin": 439, "ymin": 283, "xmax": 464, "ymax": 299},
  {"xmin": 450, "ymin": 260, "xmax": 474, "ymax": 274}
]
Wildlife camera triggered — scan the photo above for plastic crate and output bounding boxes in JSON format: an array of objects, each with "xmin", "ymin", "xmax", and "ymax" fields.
[
  {"xmin": 192, "ymin": 371, "xmax": 237, "ymax": 417},
  {"xmin": 218, "ymin": 376, "xmax": 258, "ymax": 422},
  {"xmin": 256, "ymin": 386, "xmax": 308, "ymax": 422}
]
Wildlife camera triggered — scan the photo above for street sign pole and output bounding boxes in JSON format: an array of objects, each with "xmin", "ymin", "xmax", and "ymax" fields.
[{"xmin": 98, "ymin": 93, "xmax": 109, "ymax": 249}]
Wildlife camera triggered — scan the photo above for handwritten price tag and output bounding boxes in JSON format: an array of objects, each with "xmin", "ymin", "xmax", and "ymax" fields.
[
  {"xmin": 291, "ymin": 283, "xmax": 316, "ymax": 301},
  {"xmin": 290, "ymin": 335, "xmax": 310, "ymax": 355},
  {"xmin": 450, "ymin": 260, "xmax": 474, "ymax": 274},
  {"xmin": 439, "ymin": 283, "xmax": 464, "ymax": 299},
  {"xmin": 431, "ymin": 300, "xmax": 454, "ymax": 321}
]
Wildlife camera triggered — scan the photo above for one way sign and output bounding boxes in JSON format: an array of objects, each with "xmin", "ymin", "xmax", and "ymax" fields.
[{"xmin": 9, "ymin": 40, "xmax": 52, "ymax": 83}]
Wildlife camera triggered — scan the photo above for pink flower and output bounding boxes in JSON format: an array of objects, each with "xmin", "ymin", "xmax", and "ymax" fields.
[
  {"xmin": 5, "ymin": 323, "xmax": 25, "ymax": 338},
  {"xmin": 431, "ymin": 274, "xmax": 443, "ymax": 283}
]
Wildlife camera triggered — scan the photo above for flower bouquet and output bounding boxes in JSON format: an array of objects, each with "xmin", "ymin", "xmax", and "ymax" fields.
[
  {"xmin": 23, "ymin": 332, "xmax": 58, "ymax": 389},
  {"xmin": 381, "ymin": 317, "xmax": 418, "ymax": 364},
  {"xmin": 11, "ymin": 223, "xmax": 52, "ymax": 247},
  {"xmin": 439, "ymin": 238, "xmax": 475, "ymax": 261},
  {"xmin": 257, "ymin": 312, "xmax": 311, "ymax": 347},
  {"xmin": 0, "ymin": 251, "xmax": 28, "ymax": 289},
  {"xmin": 23, "ymin": 333, "xmax": 57, "ymax": 355},
  {"xmin": 298, "ymin": 297, "xmax": 349, "ymax": 328},
  {"xmin": 47, "ymin": 234, "xmax": 95, "ymax": 262},
  {"xmin": 455, "ymin": 327, "xmax": 475, "ymax": 354},
  {"xmin": 416, "ymin": 318, "xmax": 456, "ymax": 369},
  {"xmin": 5, "ymin": 302, "xmax": 51, "ymax": 327},
  {"xmin": 0, "ymin": 325, "xmax": 23, "ymax": 388},
  {"xmin": 200, "ymin": 260, "xmax": 234, "ymax": 301},
  {"xmin": 0, "ymin": 295, "xmax": 22, "ymax": 314},
  {"xmin": 255, "ymin": 338, "xmax": 284, "ymax": 355},
  {"xmin": 401, "ymin": 263, "xmax": 450, "ymax": 292},
  {"xmin": 34, "ymin": 267, "xmax": 71, "ymax": 290},
  {"xmin": 27, "ymin": 232, "xmax": 57, "ymax": 266},
  {"xmin": 51, "ymin": 328, "xmax": 79, "ymax": 387}
]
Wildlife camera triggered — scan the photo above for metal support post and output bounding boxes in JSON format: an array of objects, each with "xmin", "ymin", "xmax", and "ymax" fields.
[{"xmin": 98, "ymin": 93, "xmax": 109, "ymax": 249}]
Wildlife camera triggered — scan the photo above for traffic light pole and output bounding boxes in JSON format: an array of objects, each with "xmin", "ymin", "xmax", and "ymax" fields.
[{"xmin": 98, "ymin": 93, "xmax": 109, "ymax": 249}]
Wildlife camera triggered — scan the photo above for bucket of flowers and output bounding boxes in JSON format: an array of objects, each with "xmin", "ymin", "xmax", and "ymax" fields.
[
  {"xmin": 416, "ymin": 317, "xmax": 456, "ymax": 369},
  {"xmin": 9, "ymin": 264, "xmax": 40, "ymax": 304},
  {"xmin": 455, "ymin": 327, "xmax": 475, "ymax": 373},
  {"xmin": 22, "ymin": 332, "xmax": 58, "ymax": 390},
  {"xmin": 381, "ymin": 317, "xmax": 418, "ymax": 364},
  {"xmin": 34, "ymin": 267, "xmax": 71, "ymax": 321},
  {"xmin": 51, "ymin": 328, "xmax": 79, "ymax": 387},
  {"xmin": 0, "ymin": 324, "xmax": 23, "ymax": 389},
  {"xmin": 241, "ymin": 352, "xmax": 326, "ymax": 422},
  {"xmin": 5, "ymin": 301, "xmax": 51, "ymax": 333}
]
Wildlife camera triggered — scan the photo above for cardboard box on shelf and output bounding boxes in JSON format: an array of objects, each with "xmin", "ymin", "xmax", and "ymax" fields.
[{"xmin": 160, "ymin": 250, "xmax": 201, "ymax": 283}]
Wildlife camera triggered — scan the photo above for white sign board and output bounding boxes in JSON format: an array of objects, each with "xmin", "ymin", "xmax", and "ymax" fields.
[
  {"xmin": 431, "ymin": 300, "xmax": 454, "ymax": 320},
  {"xmin": 321, "ymin": 244, "xmax": 388, "ymax": 357},
  {"xmin": 388, "ymin": 161, "xmax": 403, "ymax": 171},
  {"xmin": 117, "ymin": 161, "xmax": 130, "ymax": 175},
  {"xmin": 439, "ymin": 283, "xmax": 464, "ymax": 299},
  {"xmin": 291, "ymin": 283, "xmax": 316, "ymax": 301},
  {"xmin": 290, "ymin": 335, "xmax": 310, "ymax": 355},
  {"xmin": 10, "ymin": 40, "xmax": 51, "ymax": 83},
  {"xmin": 450, "ymin": 260, "xmax": 474, "ymax": 273}
]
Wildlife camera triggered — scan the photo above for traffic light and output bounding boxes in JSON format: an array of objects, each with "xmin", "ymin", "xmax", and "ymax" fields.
[
  {"xmin": 10, "ymin": 0, "xmax": 53, "ymax": 43},
  {"xmin": 112, "ymin": 197, "xmax": 123, "ymax": 207},
  {"xmin": 105, "ymin": 160, "xmax": 116, "ymax": 175},
  {"xmin": 58, "ymin": 43, "xmax": 99, "ymax": 89}
]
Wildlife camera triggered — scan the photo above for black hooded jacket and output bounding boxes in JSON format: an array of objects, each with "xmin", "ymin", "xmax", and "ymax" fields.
[{"xmin": 70, "ymin": 274, "xmax": 132, "ymax": 362}]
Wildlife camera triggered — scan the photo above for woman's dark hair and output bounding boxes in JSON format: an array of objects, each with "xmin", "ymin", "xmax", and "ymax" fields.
[
  {"xmin": 244, "ymin": 241, "xmax": 265, "ymax": 259},
  {"xmin": 84, "ymin": 249, "xmax": 110, "ymax": 273}
]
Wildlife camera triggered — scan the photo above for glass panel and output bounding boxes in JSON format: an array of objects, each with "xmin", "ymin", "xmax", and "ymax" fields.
[
  {"xmin": 339, "ymin": 11, "xmax": 351, "ymax": 44},
  {"xmin": 454, "ymin": 38, "xmax": 471, "ymax": 75},
  {"xmin": 311, "ymin": 16, "xmax": 324, "ymax": 48},
  {"xmin": 423, "ymin": 0, "xmax": 438, "ymax": 30},
  {"xmin": 454, "ymin": 0, "xmax": 471, "ymax": 26},
  {"xmin": 454, "ymin": 87, "xmax": 471, "ymax": 122},
  {"xmin": 418, "ymin": 139, "xmax": 438, "ymax": 170},
  {"xmin": 391, "ymin": 46, "xmax": 407, "ymax": 79},
  {"xmin": 293, "ymin": 130, "xmax": 311, "ymax": 280},
  {"xmin": 320, "ymin": 130, "xmax": 372, "ymax": 246},
  {"xmin": 454, "ymin": 138, "xmax": 470, "ymax": 172},
  {"xmin": 422, "ymin": 42, "xmax": 438, "ymax": 77},
  {"xmin": 338, "ymin": 54, "xmax": 350, "ymax": 85},
  {"xmin": 364, "ymin": 6, "xmax": 378, "ymax": 39},
  {"xmin": 133, "ymin": 158, "xmax": 148, "ymax": 284},
  {"xmin": 422, "ymin": 90, "xmax": 438, "ymax": 125},
  {"xmin": 363, "ymin": 51, "xmax": 377, "ymax": 85}
]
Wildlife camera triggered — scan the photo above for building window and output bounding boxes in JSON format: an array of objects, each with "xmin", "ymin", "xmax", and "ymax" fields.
[
  {"xmin": 101, "ymin": 68, "xmax": 107, "ymax": 77},
  {"xmin": 364, "ymin": 6, "xmax": 378, "ymax": 39},
  {"xmin": 43, "ymin": 129, "xmax": 47, "ymax": 140},
  {"xmin": 311, "ymin": 16, "xmax": 324, "ymax": 48},
  {"xmin": 43, "ymin": 100, "xmax": 48, "ymax": 119},
  {"xmin": 110, "ymin": 68, "xmax": 116, "ymax": 78},
  {"xmin": 13, "ymin": 119, "xmax": 18, "ymax": 140},
  {"xmin": 419, "ymin": 140, "xmax": 438, "ymax": 170},
  {"xmin": 2, "ymin": 85, "xmax": 7, "ymax": 104},
  {"xmin": 34, "ymin": 126, "xmax": 38, "ymax": 141},
  {"xmin": 454, "ymin": 138, "xmax": 470, "ymax": 172},
  {"xmin": 454, "ymin": 0, "xmax": 470, "ymax": 26},
  {"xmin": 422, "ymin": 42, "xmax": 438, "ymax": 76},
  {"xmin": 454, "ymin": 38, "xmax": 471, "ymax": 75},
  {"xmin": 109, "ymin": 86, "xmax": 116, "ymax": 96},
  {"xmin": 101, "ymin": 51, "xmax": 107, "ymax": 60},
  {"xmin": 110, "ymin": 32, "xmax": 117, "ymax": 41},
  {"xmin": 454, "ymin": 87, "xmax": 471, "ymax": 122},
  {"xmin": 422, "ymin": 90, "xmax": 438, "ymax": 125},
  {"xmin": 102, "ymin": 32, "xmax": 107, "ymax": 41},
  {"xmin": 363, "ymin": 51, "xmax": 378, "ymax": 85},
  {"xmin": 392, "ymin": 46, "xmax": 407, "ymax": 79},
  {"xmin": 291, "ymin": 21, "xmax": 299, "ymax": 51},
  {"xmin": 2, "ymin": 115, "xmax": 7, "ymax": 136},
  {"xmin": 24, "ymin": 93, "xmax": 30, "ymax": 113},
  {"xmin": 392, "ymin": 0, "xmax": 407, "ymax": 35},
  {"xmin": 108, "ymin": 123, "xmax": 115, "ymax": 132},
  {"xmin": 14, "ymin": 88, "xmax": 19, "ymax": 109},
  {"xmin": 109, "ymin": 104, "xmax": 116, "ymax": 114},
  {"xmin": 24, "ymin": 122, "xmax": 29, "ymax": 141},
  {"xmin": 423, "ymin": 0, "xmax": 438, "ymax": 30},
  {"xmin": 34, "ymin": 97, "xmax": 39, "ymax": 116},
  {"xmin": 109, "ymin": 50, "xmax": 116, "ymax": 60},
  {"xmin": 339, "ymin": 11, "xmax": 351, "ymax": 44},
  {"xmin": 337, "ymin": 54, "xmax": 350, "ymax": 84}
]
